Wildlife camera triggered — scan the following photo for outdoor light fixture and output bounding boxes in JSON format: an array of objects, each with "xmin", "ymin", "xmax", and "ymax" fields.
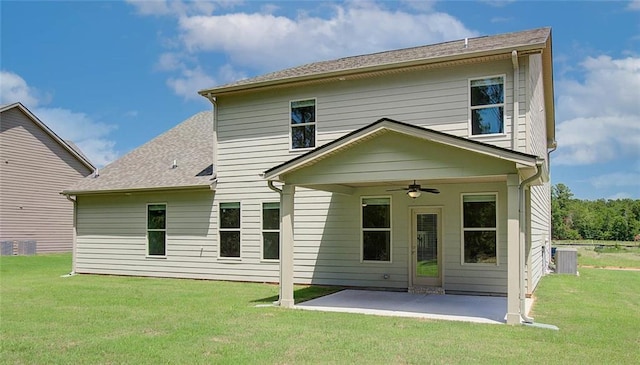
[
  {"xmin": 388, "ymin": 180, "xmax": 439, "ymax": 198},
  {"xmin": 407, "ymin": 189, "xmax": 421, "ymax": 199}
]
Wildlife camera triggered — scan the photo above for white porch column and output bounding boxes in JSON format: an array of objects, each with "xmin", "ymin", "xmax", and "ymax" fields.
[
  {"xmin": 279, "ymin": 184, "xmax": 295, "ymax": 308},
  {"xmin": 506, "ymin": 174, "xmax": 521, "ymax": 324}
]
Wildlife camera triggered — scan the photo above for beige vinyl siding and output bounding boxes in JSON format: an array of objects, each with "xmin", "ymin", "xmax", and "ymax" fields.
[
  {"xmin": 525, "ymin": 53, "xmax": 551, "ymax": 292},
  {"xmin": 515, "ymin": 58, "xmax": 528, "ymax": 152},
  {"xmin": 216, "ymin": 59, "xmax": 519, "ymax": 151},
  {"xmin": 212, "ymin": 60, "xmax": 526, "ymax": 291},
  {"xmin": 75, "ymin": 190, "xmax": 287, "ymax": 282},
  {"xmin": 282, "ymin": 132, "xmax": 518, "ymax": 186},
  {"xmin": 0, "ymin": 108, "xmax": 92, "ymax": 253},
  {"xmin": 528, "ymin": 182, "xmax": 551, "ymax": 293},
  {"xmin": 289, "ymin": 182, "xmax": 509, "ymax": 292}
]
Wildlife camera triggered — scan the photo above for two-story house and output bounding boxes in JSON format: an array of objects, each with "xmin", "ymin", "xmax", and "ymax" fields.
[
  {"xmin": 1, "ymin": 102, "xmax": 95, "ymax": 254},
  {"xmin": 64, "ymin": 27, "xmax": 555, "ymax": 324}
]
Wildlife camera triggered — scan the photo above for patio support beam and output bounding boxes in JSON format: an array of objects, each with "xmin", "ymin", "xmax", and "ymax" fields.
[
  {"xmin": 506, "ymin": 174, "xmax": 521, "ymax": 324},
  {"xmin": 279, "ymin": 184, "xmax": 295, "ymax": 308}
]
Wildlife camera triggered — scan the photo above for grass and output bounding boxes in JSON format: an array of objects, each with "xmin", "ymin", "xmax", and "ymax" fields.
[
  {"xmin": 554, "ymin": 240, "xmax": 640, "ymax": 269},
  {"xmin": 2, "ymin": 254, "xmax": 639, "ymax": 364}
]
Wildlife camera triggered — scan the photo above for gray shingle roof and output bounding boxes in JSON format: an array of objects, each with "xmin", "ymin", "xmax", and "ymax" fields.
[
  {"xmin": 64, "ymin": 111, "xmax": 214, "ymax": 194},
  {"xmin": 199, "ymin": 27, "xmax": 551, "ymax": 96}
]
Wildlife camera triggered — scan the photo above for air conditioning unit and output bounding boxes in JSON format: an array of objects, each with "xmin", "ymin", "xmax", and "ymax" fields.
[{"xmin": 555, "ymin": 247, "xmax": 578, "ymax": 275}]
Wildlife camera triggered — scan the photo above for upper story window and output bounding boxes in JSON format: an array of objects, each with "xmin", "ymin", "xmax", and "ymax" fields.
[
  {"xmin": 290, "ymin": 99, "xmax": 316, "ymax": 150},
  {"xmin": 470, "ymin": 76, "xmax": 505, "ymax": 136}
]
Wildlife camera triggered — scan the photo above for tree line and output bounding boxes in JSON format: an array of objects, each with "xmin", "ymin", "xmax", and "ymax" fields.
[{"xmin": 551, "ymin": 184, "xmax": 640, "ymax": 241}]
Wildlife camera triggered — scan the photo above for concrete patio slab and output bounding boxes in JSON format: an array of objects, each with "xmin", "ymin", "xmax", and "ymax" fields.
[{"xmin": 297, "ymin": 289, "xmax": 533, "ymax": 324}]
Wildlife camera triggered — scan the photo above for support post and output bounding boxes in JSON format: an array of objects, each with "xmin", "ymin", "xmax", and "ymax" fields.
[
  {"xmin": 279, "ymin": 184, "xmax": 295, "ymax": 308},
  {"xmin": 506, "ymin": 174, "xmax": 521, "ymax": 324}
]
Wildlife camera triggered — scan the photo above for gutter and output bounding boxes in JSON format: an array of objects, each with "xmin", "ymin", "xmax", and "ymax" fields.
[
  {"xmin": 518, "ymin": 160, "xmax": 544, "ymax": 323},
  {"xmin": 198, "ymin": 44, "xmax": 547, "ymax": 97},
  {"xmin": 62, "ymin": 184, "xmax": 214, "ymax": 196}
]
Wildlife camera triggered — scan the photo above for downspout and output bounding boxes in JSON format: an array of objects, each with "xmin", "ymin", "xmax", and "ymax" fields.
[
  {"xmin": 267, "ymin": 180, "xmax": 282, "ymax": 194},
  {"xmin": 519, "ymin": 161, "xmax": 543, "ymax": 323},
  {"xmin": 266, "ymin": 180, "xmax": 283, "ymax": 304},
  {"xmin": 511, "ymin": 50, "xmax": 520, "ymax": 151},
  {"xmin": 205, "ymin": 93, "xmax": 218, "ymax": 176},
  {"xmin": 64, "ymin": 194, "xmax": 78, "ymax": 276},
  {"xmin": 544, "ymin": 141, "xmax": 558, "ymax": 273}
]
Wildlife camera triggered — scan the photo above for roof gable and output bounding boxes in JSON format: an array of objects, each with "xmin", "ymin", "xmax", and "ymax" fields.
[
  {"xmin": 264, "ymin": 118, "xmax": 540, "ymax": 182},
  {"xmin": 0, "ymin": 102, "xmax": 95, "ymax": 171}
]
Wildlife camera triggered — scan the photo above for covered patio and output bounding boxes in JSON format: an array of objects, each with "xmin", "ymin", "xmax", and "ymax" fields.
[
  {"xmin": 264, "ymin": 118, "xmax": 545, "ymax": 325},
  {"xmin": 297, "ymin": 289, "xmax": 534, "ymax": 325}
]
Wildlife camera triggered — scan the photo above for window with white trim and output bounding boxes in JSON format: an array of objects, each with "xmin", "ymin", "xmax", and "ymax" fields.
[
  {"xmin": 219, "ymin": 202, "xmax": 241, "ymax": 258},
  {"xmin": 147, "ymin": 204, "xmax": 166, "ymax": 256},
  {"xmin": 361, "ymin": 197, "xmax": 391, "ymax": 262},
  {"xmin": 462, "ymin": 194, "xmax": 497, "ymax": 264},
  {"xmin": 290, "ymin": 99, "xmax": 316, "ymax": 149},
  {"xmin": 262, "ymin": 202, "xmax": 280, "ymax": 260},
  {"xmin": 470, "ymin": 76, "xmax": 505, "ymax": 135}
]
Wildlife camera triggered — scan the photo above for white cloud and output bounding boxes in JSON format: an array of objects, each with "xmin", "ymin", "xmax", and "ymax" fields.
[
  {"xmin": 177, "ymin": 3, "xmax": 477, "ymax": 71},
  {"xmin": 554, "ymin": 56, "xmax": 640, "ymax": 165},
  {"xmin": 627, "ymin": 0, "xmax": 640, "ymax": 11},
  {"xmin": 132, "ymin": 1, "xmax": 477, "ymax": 99},
  {"xmin": 554, "ymin": 115, "xmax": 640, "ymax": 165},
  {"xmin": 166, "ymin": 66, "xmax": 216, "ymax": 99},
  {"xmin": 0, "ymin": 71, "xmax": 42, "ymax": 108},
  {"xmin": 1, "ymin": 70, "xmax": 119, "ymax": 167},
  {"xmin": 126, "ymin": 0, "xmax": 218, "ymax": 17}
]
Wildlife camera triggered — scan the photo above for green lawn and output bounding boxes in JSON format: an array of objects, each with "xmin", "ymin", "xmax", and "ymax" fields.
[
  {"xmin": 554, "ymin": 241, "xmax": 640, "ymax": 269},
  {"xmin": 1, "ymin": 254, "xmax": 639, "ymax": 364}
]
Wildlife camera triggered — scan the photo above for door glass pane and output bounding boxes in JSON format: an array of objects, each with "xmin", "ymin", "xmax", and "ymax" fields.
[{"xmin": 416, "ymin": 213, "xmax": 437, "ymax": 277}]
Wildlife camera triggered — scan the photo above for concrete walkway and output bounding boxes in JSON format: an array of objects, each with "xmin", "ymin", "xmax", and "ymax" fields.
[{"xmin": 297, "ymin": 289, "xmax": 530, "ymax": 324}]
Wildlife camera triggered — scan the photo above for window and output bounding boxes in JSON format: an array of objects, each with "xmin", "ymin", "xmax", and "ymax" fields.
[
  {"xmin": 262, "ymin": 202, "xmax": 280, "ymax": 260},
  {"xmin": 362, "ymin": 197, "xmax": 391, "ymax": 262},
  {"xmin": 462, "ymin": 194, "xmax": 497, "ymax": 264},
  {"xmin": 219, "ymin": 202, "xmax": 241, "ymax": 258},
  {"xmin": 147, "ymin": 204, "xmax": 166, "ymax": 256},
  {"xmin": 470, "ymin": 76, "xmax": 504, "ymax": 135},
  {"xmin": 291, "ymin": 99, "xmax": 316, "ymax": 149}
]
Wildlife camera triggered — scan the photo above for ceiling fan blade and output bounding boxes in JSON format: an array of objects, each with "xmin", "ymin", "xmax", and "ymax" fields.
[
  {"xmin": 419, "ymin": 188, "xmax": 440, "ymax": 194},
  {"xmin": 386, "ymin": 188, "xmax": 409, "ymax": 191}
]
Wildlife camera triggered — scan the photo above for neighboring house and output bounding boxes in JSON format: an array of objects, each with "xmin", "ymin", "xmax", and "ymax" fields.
[
  {"xmin": 64, "ymin": 27, "xmax": 556, "ymax": 324},
  {"xmin": 0, "ymin": 102, "xmax": 94, "ymax": 254}
]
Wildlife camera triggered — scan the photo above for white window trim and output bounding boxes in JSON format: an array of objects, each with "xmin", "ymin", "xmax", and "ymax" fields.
[
  {"xmin": 260, "ymin": 201, "xmax": 281, "ymax": 262},
  {"xmin": 218, "ymin": 201, "xmax": 242, "ymax": 261},
  {"xmin": 146, "ymin": 202, "xmax": 167, "ymax": 259},
  {"xmin": 468, "ymin": 74, "xmax": 507, "ymax": 139},
  {"xmin": 289, "ymin": 97, "xmax": 317, "ymax": 152},
  {"xmin": 360, "ymin": 196, "xmax": 393, "ymax": 264},
  {"xmin": 460, "ymin": 192, "xmax": 499, "ymax": 266}
]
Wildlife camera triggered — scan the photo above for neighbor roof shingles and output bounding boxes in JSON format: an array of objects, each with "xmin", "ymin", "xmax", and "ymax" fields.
[
  {"xmin": 199, "ymin": 27, "xmax": 551, "ymax": 95},
  {"xmin": 64, "ymin": 111, "xmax": 214, "ymax": 194}
]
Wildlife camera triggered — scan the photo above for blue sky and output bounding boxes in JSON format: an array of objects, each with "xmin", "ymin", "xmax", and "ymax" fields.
[{"xmin": 1, "ymin": 0, "xmax": 639, "ymax": 200}]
